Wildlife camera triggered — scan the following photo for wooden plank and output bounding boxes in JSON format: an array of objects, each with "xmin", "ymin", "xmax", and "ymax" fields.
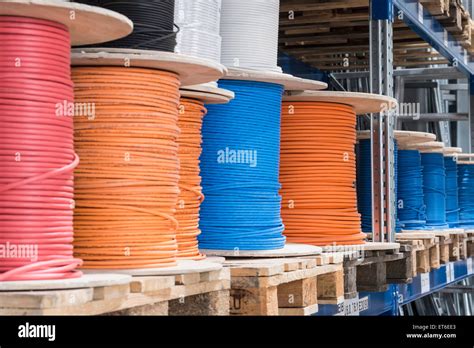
[
  {"xmin": 280, "ymin": 0, "xmax": 368, "ymax": 12},
  {"xmin": 279, "ymin": 303, "xmax": 319, "ymax": 316},
  {"xmin": 109, "ymin": 301, "xmax": 169, "ymax": 316},
  {"xmin": 129, "ymin": 276, "xmax": 175, "ymax": 294},
  {"xmin": 0, "ymin": 288, "xmax": 93, "ymax": 309}
]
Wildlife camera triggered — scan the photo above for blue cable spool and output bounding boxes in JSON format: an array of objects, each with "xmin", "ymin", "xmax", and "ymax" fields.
[
  {"xmin": 420, "ymin": 152, "xmax": 448, "ymax": 229},
  {"xmin": 397, "ymin": 149, "xmax": 427, "ymax": 230},
  {"xmin": 356, "ymin": 138, "xmax": 400, "ymax": 232},
  {"xmin": 457, "ymin": 163, "xmax": 474, "ymax": 228},
  {"xmin": 198, "ymin": 80, "xmax": 286, "ymax": 250},
  {"xmin": 445, "ymin": 156, "xmax": 459, "ymax": 227}
]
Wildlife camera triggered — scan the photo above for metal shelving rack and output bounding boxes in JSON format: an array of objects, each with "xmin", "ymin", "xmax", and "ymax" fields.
[
  {"xmin": 279, "ymin": 0, "xmax": 474, "ymax": 315},
  {"xmin": 317, "ymin": 259, "xmax": 473, "ymax": 316}
]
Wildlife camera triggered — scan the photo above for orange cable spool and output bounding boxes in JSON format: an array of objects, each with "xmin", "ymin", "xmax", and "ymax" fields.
[
  {"xmin": 280, "ymin": 101, "xmax": 366, "ymax": 246},
  {"xmin": 176, "ymin": 98, "xmax": 207, "ymax": 260},
  {"xmin": 72, "ymin": 66, "xmax": 181, "ymax": 269}
]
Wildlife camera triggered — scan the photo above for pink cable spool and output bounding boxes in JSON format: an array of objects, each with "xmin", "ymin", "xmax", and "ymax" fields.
[{"xmin": 0, "ymin": 16, "xmax": 82, "ymax": 281}]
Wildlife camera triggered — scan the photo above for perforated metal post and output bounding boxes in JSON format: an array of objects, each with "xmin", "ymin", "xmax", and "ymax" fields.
[{"xmin": 370, "ymin": 0, "xmax": 395, "ymax": 243}]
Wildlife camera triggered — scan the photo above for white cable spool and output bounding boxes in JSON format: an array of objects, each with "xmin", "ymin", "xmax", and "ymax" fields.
[
  {"xmin": 175, "ymin": 0, "xmax": 222, "ymax": 63},
  {"xmin": 175, "ymin": 0, "xmax": 222, "ymax": 89},
  {"xmin": 220, "ymin": 0, "xmax": 281, "ymax": 72}
]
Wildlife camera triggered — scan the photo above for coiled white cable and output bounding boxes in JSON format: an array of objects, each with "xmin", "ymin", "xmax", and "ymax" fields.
[
  {"xmin": 220, "ymin": 0, "xmax": 281, "ymax": 72},
  {"xmin": 175, "ymin": 0, "xmax": 222, "ymax": 63}
]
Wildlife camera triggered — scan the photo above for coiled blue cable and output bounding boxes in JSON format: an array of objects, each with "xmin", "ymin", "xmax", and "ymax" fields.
[
  {"xmin": 198, "ymin": 80, "xmax": 286, "ymax": 250},
  {"xmin": 397, "ymin": 149, "xmax": 427, "ymax": 230},
  {"xmin": 457, "ymin": 163, "xmax": 474, "ymax": 228},
  {"xmin": 356, "ymin": 139, "xmax": 400, "ymax": 232},
  {"xmin": 420, "ymin": 153, "xmax": 448, "ymax": 229},
  {"xmin": 445, "ymin": 156, "xmax": 459, "ymax": 227}
]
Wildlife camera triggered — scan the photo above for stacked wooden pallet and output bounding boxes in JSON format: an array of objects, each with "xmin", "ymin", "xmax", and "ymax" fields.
[
  {"xmin": 226, "ymin": 254, "xmax": 344, "ymax": 316},
  {"xmin": 323, "ymin": 243, "xmax": 406, "ymax": 298},
  {"xmin": 278, "ymin": 0, "xmax": 471, "ymax": 72},
  {"xmin": 396, "ymin": 229, "xmax": 470, "ymax": 278},
  {"xmin": 0, "ymin": 263, "xmax": 231, "ymax": 316},
  {"xmin": 421, "ymin": 0, "xmax": 473, "ymax": 49},
  {"xmin": 0, "ymin": 274, "xmax": 131, "ymax": 315},
  {"xmin": 396, "ymin": 233, "xmax": 441, "ymax": 276}
]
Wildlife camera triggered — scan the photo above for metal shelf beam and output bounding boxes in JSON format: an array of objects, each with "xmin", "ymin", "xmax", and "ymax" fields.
[{"xmin": 317, "ymin": 258, "xmax": 474, "ymax": 316}]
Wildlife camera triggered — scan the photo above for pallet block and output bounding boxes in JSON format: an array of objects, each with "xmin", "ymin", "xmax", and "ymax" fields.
[
  {"xmin": 386, "ymin": 243, "xmax": 418, "ymax": 283},
  {"xmin": 466, "ymin": 230, "xmax": 474, "ymax": 257},
  {"xmin": 0, "ymin": 275, "xmax": 131, "ymax": 315},
  {"xmin": 226, "ymin": 254, "xmax": 344, "ymax": 316}
]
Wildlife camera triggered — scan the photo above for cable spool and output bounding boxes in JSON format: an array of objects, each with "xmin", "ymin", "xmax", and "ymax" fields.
[
  {"xmin": 356, "ymin": 130, "xmax": 436, "ymax": 232},
  {"xmin": 72, "ymin": 66, "xmax": 181, "ymax": 269},
  {"xmin": 279, "ymin": 92, "xmax": 396, "ymax": 246},
  {"xmin": 175, "ymin": 86, "xmax": 234, "ymax": 259},
  {"xmin": 174, "ymin": 0, "xmax": 222, "ymax": 63},
  {"xmin": 444, "ymin": 148, "xmax": 462, "ymax": 227},
  {"xmin": 397, "ymin": 149, "xmax": 427, "ymax": 230},
  {"xmin": 175, "ymin": 98, "xmax": 206, "ymax": 260},
  {"xmin": 420, "ymin": 153, "xmax": 448, "ymax": 229},
  {"xmin": 356, "ymin": 139, "xmax": 400, "ymax": 232},
  {"xmin": 445, "ymin": 157, "xmax": 459, "ymax": 227},
  {"xmin": 457, "ymin": 161, "xmax": 474, "ymax": 228},
  {"xmin": 199, "ymin": 80, "xmax": 286, "ymax": 250},
  {"xmin": 0, "ymin": 16, "xmax": 82, "ymax": 281},
  {"xmin": 220, "ymin": 0, "xmax": 281, "ymax": 72},
  {"xmin": 76, "ymin": 0, "xmax": 178, "ymax": 52},
  {"xmin": 280, "ymin": 101, "xmax": 365, "ymax": 246}
]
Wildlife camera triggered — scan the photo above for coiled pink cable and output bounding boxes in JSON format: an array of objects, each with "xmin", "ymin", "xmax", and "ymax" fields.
[{"xmin": 0, "ymin": 16, "xmax": 82, "ymax": 281}]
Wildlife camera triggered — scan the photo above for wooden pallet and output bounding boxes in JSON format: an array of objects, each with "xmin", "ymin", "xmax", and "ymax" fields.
[
  {"xmin": 0, "ymin": 265, "xmax": 231, "ymax": 316},
  {"xmin": 420, "ymin": 0, "xmax": 450, "ymax": 16},
  {"xmin": 278, "ymin": 0, "xmax": 473, "ymax": 73},
  {"xmin": 323, "ymin": 242, "xmax": 406, "ymax": 298},
  {"xmin": 110, "ymin": 267, "xmax": 230, "ymax": 316},
  {"xmin": 396, "ymin": 229, "xmax": 468, "ymax": 273},
  {"xmin": 0, "ymin": 274, "xmax": 131, "ymax": 315},
  {"xmin": 225, "ymin": 254, "xmax": 344, "ymax": 316},
  {"xmin": 397, "ymin": 232, "xmax": 441, "ymax": 275}
]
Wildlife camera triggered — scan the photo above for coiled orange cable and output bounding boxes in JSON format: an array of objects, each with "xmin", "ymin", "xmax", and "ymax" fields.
[
  {"xmin": 176, "ymin": 98, "xmax": 206, "ymax": 260},
  {"xmin": 72, "ymin": 67, "xmax": 181, "ymax": 269},
  {"xmin": 280, "ymin": 101, "xmax": 366, "ymax": 246}
]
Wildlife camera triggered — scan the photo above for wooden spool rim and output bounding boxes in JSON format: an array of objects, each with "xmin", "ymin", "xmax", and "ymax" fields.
[
  {"xmin": 71, "ymin": 48, "xmax": 227, "ymax": 86},
  {"xmin": 443, "ymin": 147, "xmax": 463, "ymax": 156},
  {"xmin": 224, "ymin": 68, "xmax": 328, "ymax": 91},
  {"xmin": 180, "ymin": 85, "xmax": 235, "ymax": 104},
  {"xmin": 283, "ymin": 91, "xmax": 397, "ymax": 115},
  {"xmin": 400, "ymin": 141, "xmax": 445, "ymax": 152},
  {"xmin": 357, "ymin": 130, "xmax": 436, "ymax": 144},
  {"xmin": 0, "ymin": 0, "xmax": 133, "ymax": 46}
]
